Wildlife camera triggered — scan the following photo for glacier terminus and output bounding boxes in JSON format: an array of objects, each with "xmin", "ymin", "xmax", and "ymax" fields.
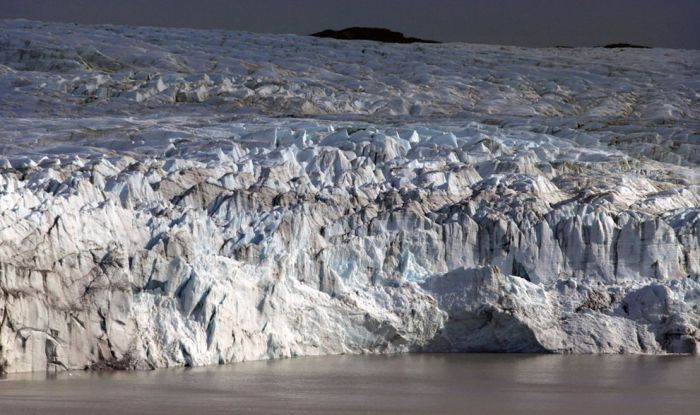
[{"xmin": 0, "ymin": 19, "xmax": 698, "ymax": 374}]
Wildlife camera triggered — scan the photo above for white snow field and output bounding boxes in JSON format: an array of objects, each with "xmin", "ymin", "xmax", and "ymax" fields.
[{"xmin": 0, "ymin": 19, "xmax": 699, "ymax": 373}]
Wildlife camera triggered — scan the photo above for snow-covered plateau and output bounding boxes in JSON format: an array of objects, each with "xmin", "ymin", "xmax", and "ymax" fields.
[{"xmin": 0, "ymin": 20, "xmax": 699, "ymax": 373}]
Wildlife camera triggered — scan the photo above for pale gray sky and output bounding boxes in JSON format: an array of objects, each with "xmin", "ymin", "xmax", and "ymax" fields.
[{"xmin": 1, "ymin": 0, "xmax": 699, "ymax": 49}]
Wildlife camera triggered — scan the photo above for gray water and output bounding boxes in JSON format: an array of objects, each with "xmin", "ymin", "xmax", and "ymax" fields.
[{"xmin": 1, "ymin": 354, "xmax": 699, "ymax": 414}]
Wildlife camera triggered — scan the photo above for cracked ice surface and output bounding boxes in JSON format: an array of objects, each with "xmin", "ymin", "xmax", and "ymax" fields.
[{"xmin": 0, "ymin": 20, "xmax": 699, "ymax": 373}]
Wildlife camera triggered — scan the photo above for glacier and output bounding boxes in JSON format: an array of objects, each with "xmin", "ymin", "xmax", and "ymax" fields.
[{"xmin": 0, "ymin": 19, "xmax": 698, "ymax": 373}]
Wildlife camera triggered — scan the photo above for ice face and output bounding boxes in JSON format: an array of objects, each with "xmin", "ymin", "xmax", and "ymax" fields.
[{"xmin": 0, "ymin": 19, "xmax": 698, "ymax": 373}]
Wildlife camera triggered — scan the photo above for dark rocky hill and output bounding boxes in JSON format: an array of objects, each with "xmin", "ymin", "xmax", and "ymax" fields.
[
  {"xmin": 602, "ymin": 43, "xmax": 651, "ymax": 49},
  {"xmin": 311, "ymin": 27, "xmax": 439, "ymax": 44}
]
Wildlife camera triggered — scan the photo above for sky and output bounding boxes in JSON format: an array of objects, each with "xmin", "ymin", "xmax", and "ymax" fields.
[{"xmin": 1, "ymin": 0, "xmax": 699, "ymax": 49}]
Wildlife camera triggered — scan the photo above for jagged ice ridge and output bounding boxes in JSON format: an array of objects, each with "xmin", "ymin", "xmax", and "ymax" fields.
[{"xmin": 0, "ymin": 20, "xmax": 699, "ymax": 373}]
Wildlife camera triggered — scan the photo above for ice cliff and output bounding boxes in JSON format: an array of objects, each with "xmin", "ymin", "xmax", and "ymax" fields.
[{"xmin": 0, "ymin": 20, "xmax": 698, "ymax": 373}]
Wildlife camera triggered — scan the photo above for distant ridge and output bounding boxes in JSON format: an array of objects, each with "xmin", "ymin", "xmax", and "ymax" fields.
[
  {"xmin": 311, "ymin": 27, "xmax": 439, "ymax": 44},
  {"xmin": 601, "ymin": 43, "xmax": 651, "ymax": 49}
]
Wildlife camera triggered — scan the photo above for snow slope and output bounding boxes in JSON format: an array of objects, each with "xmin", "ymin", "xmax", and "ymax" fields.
[{"xmin": 0, "ymin": 20, "xmax": 699, "ymax": 373}]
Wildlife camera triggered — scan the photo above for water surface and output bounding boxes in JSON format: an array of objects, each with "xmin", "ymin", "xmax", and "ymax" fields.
[{"xmin": 1, "ymin": 354, "xmax": 698, "ymax": 414}]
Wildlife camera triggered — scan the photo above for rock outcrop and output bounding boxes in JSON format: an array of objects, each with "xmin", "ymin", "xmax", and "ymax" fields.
[
  {"xmin": 0, "ymin": 20, "xmax": 698, "ymax": 373},
  {"xmin": 311, "ymin": 27, "xmax": 439, "ymax": 44}
]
